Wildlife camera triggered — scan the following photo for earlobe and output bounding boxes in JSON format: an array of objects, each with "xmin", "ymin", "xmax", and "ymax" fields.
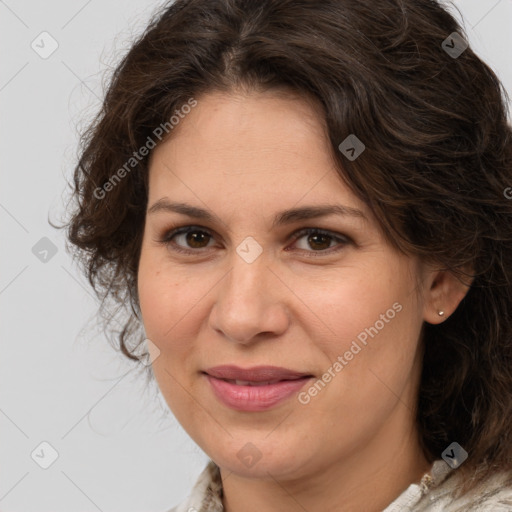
[{"xmin": 423, "ymin": 267, "xmax": 474, "ymax": 325}]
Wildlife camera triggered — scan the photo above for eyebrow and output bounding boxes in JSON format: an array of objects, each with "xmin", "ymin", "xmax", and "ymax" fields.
[{"xmin": 147, "ymin": 199, "xmax": 368, "ymax": 228}]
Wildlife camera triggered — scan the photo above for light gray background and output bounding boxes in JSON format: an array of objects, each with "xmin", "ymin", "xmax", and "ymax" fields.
[{"xmin": 1, "ymin": 1, "xmax": 511, "ymax": 511}]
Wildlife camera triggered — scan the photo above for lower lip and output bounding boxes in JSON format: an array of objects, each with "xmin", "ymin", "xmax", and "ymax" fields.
[{"xmin": 205, "ymin": 374, "xmax": 312, "ymax": 412}]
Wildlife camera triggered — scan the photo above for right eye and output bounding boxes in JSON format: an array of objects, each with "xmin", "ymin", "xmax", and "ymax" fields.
[{"xmin": 158, "ymin": 225, "xmax": 217, "ymax": 254}]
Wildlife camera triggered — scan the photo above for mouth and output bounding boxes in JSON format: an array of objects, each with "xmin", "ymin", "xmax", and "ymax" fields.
[
  {"xmin": 201, "ymin": 365, "xmax": 314, "ymax": 411},
  {"xmin": 215, "ymin": 378, "xmax": 307, "ymax": 386},
  {"xmin": 203, "ymin": 364, "xmax": 314, "ymax": 382}
]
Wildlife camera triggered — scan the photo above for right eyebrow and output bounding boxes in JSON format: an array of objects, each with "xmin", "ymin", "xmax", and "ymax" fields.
[{"xmin": 148, "ymin": 200, "xmax": 216, "ymax": 221}]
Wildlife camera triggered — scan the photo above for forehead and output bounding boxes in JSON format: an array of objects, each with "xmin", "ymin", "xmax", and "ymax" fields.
[
  {"xmin": 147, "ymin": 89, "xmax": 372, "ymax": 223},
  {"xmin": 151, "ymin": 89, "xmax": 331, "ymax": 170}
]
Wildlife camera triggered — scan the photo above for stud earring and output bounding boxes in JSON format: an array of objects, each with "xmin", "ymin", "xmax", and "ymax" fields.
[{"xmin": 438, "ymin": 310, "xmax": 445, "ymax": 317}]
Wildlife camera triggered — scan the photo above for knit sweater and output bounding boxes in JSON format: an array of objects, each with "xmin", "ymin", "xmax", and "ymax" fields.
[{"xmin": 167, "ymin": 459, "xmax": 512, "ymax": 511}]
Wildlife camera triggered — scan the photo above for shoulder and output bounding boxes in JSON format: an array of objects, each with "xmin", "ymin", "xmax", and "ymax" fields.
[
  {"xmin": 384, "ymin": 460, "xmax": 512, "ymax": 512},
  {"xmin": 415, "ymin": 461, "xmax": 512, "ymax": 511}
]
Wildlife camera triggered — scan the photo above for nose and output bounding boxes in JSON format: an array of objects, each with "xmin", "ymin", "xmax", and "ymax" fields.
[{"xmin": 209, "ymin": 250, "xmax": 290, "ymax": 345}]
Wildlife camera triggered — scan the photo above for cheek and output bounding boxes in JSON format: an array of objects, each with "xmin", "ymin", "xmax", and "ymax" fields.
[
  {"xmin": 137, "ymin": 250, "xmax": 210, "ymax": 356},
  {"xmin": 138, "ymin": 249, "xmax": 180, "ymax": 341},
  {"xmin": 299, "ymin": 264, "xmax": 421, "ymax": 384},
  {"xmin": 137, "ymin": 252, "xmax": 200, "ymax": 412},
  {"xmin": 294, "ymin": 267, "xmax": 404, "ymax": 345}
]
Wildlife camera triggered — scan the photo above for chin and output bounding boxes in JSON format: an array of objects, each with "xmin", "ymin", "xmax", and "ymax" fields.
[{"xmin": 206, "ymin": 438, "xmax": 316, "ymax": 480}]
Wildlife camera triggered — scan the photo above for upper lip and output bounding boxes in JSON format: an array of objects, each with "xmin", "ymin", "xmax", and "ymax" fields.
[{"xmin": 204, "ymin": 365, "xmax": 313, "ymax": 382}]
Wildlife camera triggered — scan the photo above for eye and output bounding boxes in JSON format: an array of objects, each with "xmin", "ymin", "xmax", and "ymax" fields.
[
  {"xmin": 288, "ymin": 227, "xmax": 350, "ymax": 257},
  {"xmin": 158, "ymin": 225, "xmax": 216, "ymax": 254},
  {"xmin": 157, "ymin": 225, "xmax": 350, "ymax": 257}
]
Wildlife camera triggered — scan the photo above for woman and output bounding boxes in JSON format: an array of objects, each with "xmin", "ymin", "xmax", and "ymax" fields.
[{"xmin": 62, "ymin": 0, "xmax": 512, "ymax": 510}]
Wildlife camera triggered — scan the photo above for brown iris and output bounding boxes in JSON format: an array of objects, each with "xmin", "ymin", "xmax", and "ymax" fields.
[
  {"xmin": 186, "ymin": 231, "xmax": 211, "ymax": 248},
  {"xmin": 307, "ymin": 233, "xmax": 332, "ymax": 251}
]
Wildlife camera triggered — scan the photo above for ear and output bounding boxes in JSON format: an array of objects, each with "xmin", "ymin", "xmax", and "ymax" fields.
[{"xmin": 422, "ymin": 265, "xmax": 474, "ymax": 325}]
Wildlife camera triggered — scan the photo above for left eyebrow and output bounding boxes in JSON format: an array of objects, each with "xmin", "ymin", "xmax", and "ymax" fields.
[
  {"xmin": 270, "ymin": 204, "xmax": 368, "ymax": 228},
  {"xmin": 147, "ymin": 199, "xmax": 368, "ymax": 227}
]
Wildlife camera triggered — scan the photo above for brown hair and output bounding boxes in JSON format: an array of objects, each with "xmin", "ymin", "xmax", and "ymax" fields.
[{"xmin": 60, "ymin": 0, "xmax": 512, "ymax": 495}]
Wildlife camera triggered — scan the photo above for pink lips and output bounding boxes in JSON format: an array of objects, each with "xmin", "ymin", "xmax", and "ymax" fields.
[{"xmin": 203, "ymin": 365, "xmax": 313, "ymax": 412}]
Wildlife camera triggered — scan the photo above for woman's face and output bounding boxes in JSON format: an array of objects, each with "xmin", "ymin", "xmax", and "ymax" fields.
[{"xmin": 138, "ymin": 89, "xmax": 434, "ymax": 480}]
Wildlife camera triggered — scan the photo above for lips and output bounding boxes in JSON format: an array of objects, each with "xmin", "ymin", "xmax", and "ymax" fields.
[
  {"xmin": 201, "ymin": 365, "xmax": 313, "ymax": 412},
  {"xmin": 202, "ymin": 365, "xmax": 314, "ymax": 411},
  {"xmin": 222, "ymin": 379, "xmax": 283, "ymax": 386},
  {"xmin": 203, "ymin": 365, "xmax": 313, "ymax": 382}
]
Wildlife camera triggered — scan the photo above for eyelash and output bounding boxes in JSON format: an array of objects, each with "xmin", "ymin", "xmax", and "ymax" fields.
[{"xmin": 157, "ymin": 225, "xmax": 351, "ymax": 258}]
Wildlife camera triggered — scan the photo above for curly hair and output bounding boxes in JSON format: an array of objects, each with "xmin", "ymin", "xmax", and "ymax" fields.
[{"xmin": 60, "ymin": 0, "xmax": 512, "ymax": 495}]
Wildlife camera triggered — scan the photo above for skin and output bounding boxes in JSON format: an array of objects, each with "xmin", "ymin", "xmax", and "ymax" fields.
[{"xmin": 137, "ymin": 88, "xmax": 472, "ymax": 512}]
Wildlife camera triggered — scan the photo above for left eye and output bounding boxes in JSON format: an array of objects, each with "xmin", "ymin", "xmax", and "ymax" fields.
[
  {"xmin": 291, "ymin": 228, "xmax": 348, "ymax": 254},
  {"xmin": 158, "ymin": 226, "xmax": 350, "ymax": 257}
]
